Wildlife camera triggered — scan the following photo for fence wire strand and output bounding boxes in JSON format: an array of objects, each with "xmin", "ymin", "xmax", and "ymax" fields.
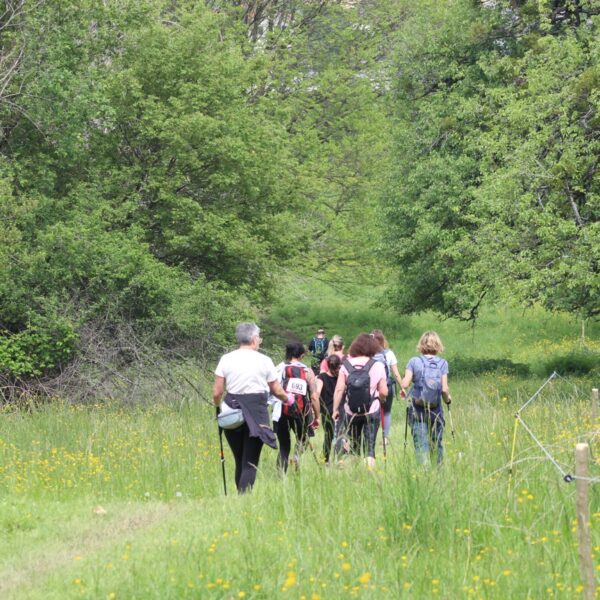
[{"xmin": 511, "ymin": 373, "xmax": 599, "ymax": 485}]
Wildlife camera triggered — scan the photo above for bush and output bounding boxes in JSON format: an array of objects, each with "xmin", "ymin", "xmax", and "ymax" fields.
[
  {"xmin": 543, "ymin": 349, "xmax": 600, "ymax": 376},
  {"xmin": 449, "ymin": 356, "xmax": 530, "ymax": 377}
]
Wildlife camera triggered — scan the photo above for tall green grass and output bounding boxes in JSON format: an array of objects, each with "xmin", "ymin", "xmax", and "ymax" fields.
[
  {"xmin": 265, "ymin": 280, "xmax": 600, "ymax": 377},
  {"xmin": 1, "ymin": 288, "xmax": 599, "ymax": 598},
  {"xmin": 0, "ymin": 378, "xmax": 598, "ymax": 599}
]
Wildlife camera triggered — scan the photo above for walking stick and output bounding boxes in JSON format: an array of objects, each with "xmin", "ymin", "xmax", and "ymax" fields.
[
  {"xmin": 380, "ymin": 404, "xmax": 387, "ymax": 459},
  {"xmin": 216, "ymin": 406, "xmax": 227, "ymax": 496},
  {"xmin": 447, "ymin": 404, "xmax": 456, "ymax": 441},
  {"xmin": 403, "ymin": 404, "xmax": 409, "ymax": 455}
]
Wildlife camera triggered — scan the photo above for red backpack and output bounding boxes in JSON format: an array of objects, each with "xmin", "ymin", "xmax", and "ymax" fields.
[{"xmin": 282, "ymin": 363, "xmax": 310, "ymax": 418}]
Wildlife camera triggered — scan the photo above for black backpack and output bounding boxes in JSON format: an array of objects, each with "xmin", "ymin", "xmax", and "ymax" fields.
[{"xmin": 343, "ymin": 358, "xmax": 376, "ymax": 415}]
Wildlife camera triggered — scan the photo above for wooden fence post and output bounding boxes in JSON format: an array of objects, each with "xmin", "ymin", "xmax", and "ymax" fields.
[{"xmin": 575, "ymin": 443, "xmax": 595, "ymax": 600}]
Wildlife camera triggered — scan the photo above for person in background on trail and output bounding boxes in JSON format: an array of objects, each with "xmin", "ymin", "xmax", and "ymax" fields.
[
  {"xmin": 213, "ymin": 322, "xmax": 288, "ymax": 494},
  {"xmin": 371, "ymin": 330, "xmax": 402, "ymax": 445},
  {"xmin": 271, "ymin": 342, "xmax": 320, "ymax": 472},
  {"xmin": 332, "ymin": 333, "xmax": 387, "ymax": 469},
  {"xmin": 308, "ymin": 327, "xmax": 329, "ymax": 374},
  {"xmin": 319, "ymin": 334, "xmax": 345, "ymax": 373},
  {"xmin": 316, "ymin": 354, "xmax": 341, "ymax": 463},
  {"xmin": 400, "ymin": 331, "xmax": 452, "ymax": 466}
]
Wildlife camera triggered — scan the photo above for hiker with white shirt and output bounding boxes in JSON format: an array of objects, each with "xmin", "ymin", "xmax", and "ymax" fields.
[{"xmin": 213, "ymin": 322, "xmax": 288, "ymax": 493}]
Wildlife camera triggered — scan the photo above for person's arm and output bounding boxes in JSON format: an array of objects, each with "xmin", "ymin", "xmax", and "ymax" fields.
[
  {"xmin": 332, "ymin": 371, "xmax": 347, "ymax": 421},
  {"xmin": 213, "ymin": 375, "xmax": 225, "ymax": 406},
  {"xmin": 377, "ymin": 377, "xmax": 388, "ymax": 402},
  {"xmin": 400, "ymin": 368, "xmax": 413, "ymax": 397},
  {"xmin": 307, "ymin": 370, "xmax": 320, "ymax": 425},
  {"xmin": 441, "ymin": 374, "xmax": 451, "ymax": 405},
  {"xmin": 316, "ymin": 377, "xmax": 324, "ymax": 398},
  {"xmin": 269, "ymin": 379, "xmax": 289, "ymax": 403},
  {"xmin": 391, "ymin": 364, "xmax": 402, "ymax": 386},
  {"xmin": 308, "ymin": 339, "xmax": 315, "ymax": 353}
]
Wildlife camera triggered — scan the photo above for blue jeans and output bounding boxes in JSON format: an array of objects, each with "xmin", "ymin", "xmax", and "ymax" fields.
[{"xmin": 410, "ymin": 407, "xmax": 444, "ymax": 465}]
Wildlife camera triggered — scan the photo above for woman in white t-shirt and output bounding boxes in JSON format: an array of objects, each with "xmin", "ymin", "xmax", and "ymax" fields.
[
  {"xmin": 371, "ymin": 330, "xmax": 402, "ymax": 443},
  {"xmin": 213, "ymin": 322, "xmax": 288, "ymax": 493}
]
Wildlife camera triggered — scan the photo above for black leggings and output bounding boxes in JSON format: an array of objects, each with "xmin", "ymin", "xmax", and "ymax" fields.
[
  {"xmin": 321, "ymin": 412, "xmax": 335, "ymax": 463},
  {"xmin": 348, "ymin": 414, "xmax": 380, "ymax": 458},
  {"xmin": 223, "ymin": 424, "xmax": 264, "ymax": 493},
  {"xmin": 274, "ymin": 414, "xmax": 309, "ymax": 472}
]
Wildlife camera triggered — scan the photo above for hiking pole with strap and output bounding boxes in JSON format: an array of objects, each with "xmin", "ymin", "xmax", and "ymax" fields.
[
  {"xmin": 380, "ymin": 404, "xmax": 387, "ymax": 460},
  {"xmin": 401, "ymin": 388, "xmax": 410, "ymax": 455},
  {"xmin": 216, "ymin": 406, "xmax": 227, "ymax": 496},
  {"xmin": 447, "ymin": 404, "xmax": 456, "ymax": 441}
]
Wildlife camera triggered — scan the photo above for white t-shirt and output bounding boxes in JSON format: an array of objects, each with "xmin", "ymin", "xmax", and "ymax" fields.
[
  {"xmin": 384, "ymin": 349, "xmax": 398, "ymax": 369},
  {"xmin": 215, "ymin": 348, "xmax": 278, "ymax": 394}
]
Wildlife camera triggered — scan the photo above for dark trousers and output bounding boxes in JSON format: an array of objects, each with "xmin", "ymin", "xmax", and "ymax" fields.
[
  {"xmin": 348, "ymin": 414, "xmax": 380, "ymax": 458},
  {"xmin": 321, "ymin": 412, "xmax": 335, "ymax": 462},
  {"xmin": 274, "ymin": 414, "xmax": 309, "ymax": 472},
  {"xmin": 223, "ymin": 424, "xmax": 264, "ymax": 493}
]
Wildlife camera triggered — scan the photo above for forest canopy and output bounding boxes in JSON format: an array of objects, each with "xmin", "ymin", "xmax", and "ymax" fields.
[{"xmin": 0, "ymin": 0, "xmax": 598, "ymax": 389}]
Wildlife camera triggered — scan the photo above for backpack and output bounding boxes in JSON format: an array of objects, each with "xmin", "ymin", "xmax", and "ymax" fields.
[
  {"xmin": 417, "ymin": 356, "xmax": 443, "ymax": 406},
  {"xmin": 312, "ymin": 337, "xmax": 327, "ymax": 359},
  {"xmin": 282, "ymin": 363, "xmax": 310, "ymax": 419},
  {"xmin": 343, "ymin": 358, "xmax": 376, "ymax": 415}
]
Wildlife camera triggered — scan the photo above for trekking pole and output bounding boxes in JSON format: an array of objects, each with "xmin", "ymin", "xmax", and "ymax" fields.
[
  {"xmin": 380, "ymin": 404, "xmax": 387, "ymax": 460},
  {"xmin": 216, "ymin": 406, "xmax": 227, "ymax": 496},
  {"xmin": 403, "ymin": 404, "xmax": 409, "ymax": 455},
  {"xmin": 447, "ymin": 404, "xmax": 456, "ymax": 441}
]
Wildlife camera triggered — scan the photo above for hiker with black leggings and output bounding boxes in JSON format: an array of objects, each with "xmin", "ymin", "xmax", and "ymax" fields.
[
  {"xmin": 316, "ymin": 354, "xmax": 341, "ymax": 463},
  {"xmin": 213, "ymin": 322, "xmax": 288, "ymax": 493},
  {"xmin": 332, "ymin": 333, "xmax": 387, "ymax": 469},
  {"xmin": 272, "ymin": 343, "xmax": 319, "ymax": 472}
]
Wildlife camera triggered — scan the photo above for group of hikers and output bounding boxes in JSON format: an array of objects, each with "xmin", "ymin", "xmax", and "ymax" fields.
[{"xmin": 212, "ymin": 323, "xmax": 452, "ymax": 494}]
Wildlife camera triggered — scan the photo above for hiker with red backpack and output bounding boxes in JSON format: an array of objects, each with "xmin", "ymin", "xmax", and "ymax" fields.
[
  {"xmin": 272, "ymin": 343, "xmax": 320, "ymax": 472},
  {"xmin": 401, "ymin": 331, "xmax": 452, "ymax": 466},
  {"xmin": 332, "ymin": 333, "xmax": 388, "ymax": 469}
]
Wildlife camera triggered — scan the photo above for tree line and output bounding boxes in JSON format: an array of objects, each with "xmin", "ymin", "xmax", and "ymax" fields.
[{"xmin": 0, "ymin": 0, "xmax": 598, "ymax": 393}]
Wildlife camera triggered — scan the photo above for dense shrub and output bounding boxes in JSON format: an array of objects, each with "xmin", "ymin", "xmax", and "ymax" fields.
[
  {"xmin": 449, "ymin": 356, "xmax": 530, "ymax": 377},
  {"xmin": 543, "ymin": 349, "xmax": 600, "ymax": 376}
]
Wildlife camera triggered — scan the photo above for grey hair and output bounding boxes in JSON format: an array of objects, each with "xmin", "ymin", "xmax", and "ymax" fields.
[{"xmin": 235, "ymin": 322, "xmax": 260, "ymax": 345}]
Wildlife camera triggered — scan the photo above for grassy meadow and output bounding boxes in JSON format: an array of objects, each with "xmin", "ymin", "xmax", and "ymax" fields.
[{"xmin": 1, "ymin": 288, "xmax": 599, "ymax": 599}]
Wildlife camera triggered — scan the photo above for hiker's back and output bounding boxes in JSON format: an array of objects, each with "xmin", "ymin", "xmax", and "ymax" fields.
[{"xmin": 409, "ymin": 355, "xmax": 448, "ymax": 407}]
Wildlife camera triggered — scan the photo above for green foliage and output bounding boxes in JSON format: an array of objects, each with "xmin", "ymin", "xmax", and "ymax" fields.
[
  {"xmin": 543, "ymin": 347, "xmax": 600, "ymax": 376},
  {"xmin": 448, "ymin": 356, "xmax": 530, "ymax": 377},
  {"xmin": 0, "ymin": 0, "xmax": 393, "ymax": 383},
  {"xmin": 0, "ymin": 315, "xmax": 76, "ymax": 378},
  {"xmin": 383, "ymin": 0, "xmax": 600, "ymax": 320}
]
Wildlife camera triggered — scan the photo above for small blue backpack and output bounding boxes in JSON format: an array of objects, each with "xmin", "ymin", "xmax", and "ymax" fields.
[{"xmin": 417, "ymin": 356, "xmax": 443, "ymax": 406}]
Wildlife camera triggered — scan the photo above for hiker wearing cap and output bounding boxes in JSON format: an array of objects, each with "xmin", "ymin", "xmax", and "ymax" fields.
[
  {"xmin": 319, "ymin": 334, "xmax": 345, "ymax": 373},
  {"xmin": 332, "ymin": 333, "xmax": 388, "ymax": 469},
  {"xmin": 316, "ymin": 353, "xmax": 341, "ymax": 463},
  {"xmin": 213, "ymin": 322, "xmax": 288, "ymax": 493},
  {"xmin": 400, "ymin": 331, "xmax": 452, "ymax": 465},
  {"xmin": 272, "ymin": 342, "xmax": 320, "ymax": 472},
  {"xmin": 371, "ymin": 330, "xmax": 402, "ymax": 444},
  {"xmin": 308, "ymin": 328, "xmax": 329, "ymax": 374}
]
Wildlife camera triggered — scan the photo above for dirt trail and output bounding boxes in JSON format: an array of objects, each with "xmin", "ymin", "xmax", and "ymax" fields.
[{"xmin": 1, "ymin": 501, "xmax": 190, "ymax": 599}]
